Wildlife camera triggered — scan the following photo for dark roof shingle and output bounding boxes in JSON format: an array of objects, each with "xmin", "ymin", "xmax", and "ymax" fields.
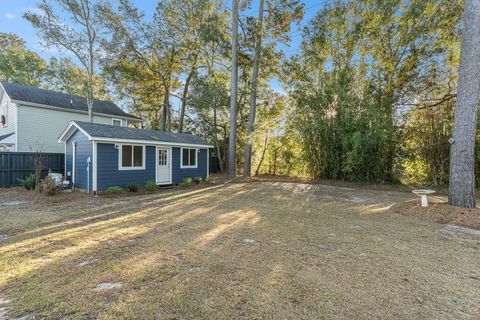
[
  {"xmin": 1, "ymin": 81, "xmax": 141, "ymax": 120},
  {"xmin": 74, "ymin": 121, "xmax": 211, "ymax": 146}
]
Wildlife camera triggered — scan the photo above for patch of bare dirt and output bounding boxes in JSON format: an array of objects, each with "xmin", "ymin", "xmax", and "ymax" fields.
[{"xmin": 390, "ymin": 201, "xmax": 480, "ymax": 230}]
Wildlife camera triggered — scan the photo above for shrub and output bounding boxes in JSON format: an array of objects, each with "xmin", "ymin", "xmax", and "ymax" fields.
[
  {"xmin": 107, "ymin": 186, "xmax": 122, "ymax": 195},
  {"xmin": 18, "ymin": 174, "xmax": 37, "ymax": 190},
  {"xmin": 38, "ymin": 176, "xmax": 57, "ymax": 195},
  {"xmin": 180, "ymin": 177, "xmax": 193, "ymax": 187},
  {"xmin": 145, "ymin": 180, "xmax": 157, "ymax": 191},
  {"xmin": 194, "ymin": 176, "xmax": 202, "ymax": 184},
  {"xmin": 125, "ymin": 183, "xmax": 139, "ymax": 192},
  {"xmin": 204, "ymin": 175, "xmax": 212, "ymax": 184}
]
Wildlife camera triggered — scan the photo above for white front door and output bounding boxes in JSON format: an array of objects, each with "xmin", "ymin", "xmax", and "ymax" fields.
[{"xmin": 156, "ymin": 146, "xmax": 171, "ymax": 184}]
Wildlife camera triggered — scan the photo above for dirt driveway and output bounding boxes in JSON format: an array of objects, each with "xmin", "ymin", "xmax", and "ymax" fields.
[{"xmin": 0, "ymin": 182, "xmax": 479, "ymax": 319}]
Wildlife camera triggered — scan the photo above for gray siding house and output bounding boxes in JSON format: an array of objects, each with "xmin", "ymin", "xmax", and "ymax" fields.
[
  {"xmin": 0, "ymin": 81, "xmax": 142, "ymax": 152},
  {"xmin": 59, "ymin": 121, "xmax": 212, "ymax": 192}
]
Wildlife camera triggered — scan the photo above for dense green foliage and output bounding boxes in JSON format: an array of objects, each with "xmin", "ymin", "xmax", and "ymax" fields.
[
  {"xmin": 285, "ymin": 0, "xmax": 463, "ymax": 184},
  {"xmin": 3, "ymin": 0, "xmax": 473, "ymax": 187}
]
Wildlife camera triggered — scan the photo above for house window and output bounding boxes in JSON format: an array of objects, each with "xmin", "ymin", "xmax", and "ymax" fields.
[
  {"xmin": 112, "ymin": 118, "xmax": 123, "ymax": 126},
  {"xmin": 181, "ymin": 148, "xmax": 197, "ymax": 168},
  {"xmin": 1, "ymin": 100, "xmax": 7, "ymax": 127},
  {"xmin": 119, "ymin": 145, "xmax": 145, "ymax": 170}
]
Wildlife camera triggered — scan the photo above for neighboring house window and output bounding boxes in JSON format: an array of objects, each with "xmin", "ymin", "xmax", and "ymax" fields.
[
  {"xmin": 112, "ymin": 118, "xmax": 123, "ymax": 126},
  {"xmin": 181, "ymin": 148, "xmax": 197, "ymax": 168},
  {"xmin": 119, "ymin": 145, "xmax": 145, "ymax": 170},
  {"xmin": 1, "ymin": 100, "xmax": 7, "ymax": 127}
]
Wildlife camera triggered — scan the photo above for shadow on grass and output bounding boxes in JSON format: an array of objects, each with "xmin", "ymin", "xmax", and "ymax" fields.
[{"xmin": 1, "ymin": 182, "xmax": 478, "ymax": 319}]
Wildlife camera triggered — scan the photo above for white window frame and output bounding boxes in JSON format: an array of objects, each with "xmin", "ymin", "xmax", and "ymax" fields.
[
  {"xmin": 118, "ymin": 144, "xmax": 146, "ymax": 170},
  {"xmin": 180, "ymin": 147, "xmax": 198, "ymax": 169},
  {"xmin": 112, "ymin": 118, "xmax": 123, "ymax": 126}
]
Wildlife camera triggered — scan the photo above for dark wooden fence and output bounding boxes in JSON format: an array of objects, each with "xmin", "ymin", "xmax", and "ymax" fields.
[{"xmin": 0, "ymin": 152, "xmax": 64, "ymax": 188}]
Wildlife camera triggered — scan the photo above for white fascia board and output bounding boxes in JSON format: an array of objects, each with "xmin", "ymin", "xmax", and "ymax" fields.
[
  {"xmin": 11, "ymin": 99, "xmax": 143, "ymax": 122},
  {"xmin": 90, "ymin": 137, "xmax": 214, "ymax": 148},
  {"xmin": 58, "ymin": 121, "xmax": 93, "ymax": 143}
]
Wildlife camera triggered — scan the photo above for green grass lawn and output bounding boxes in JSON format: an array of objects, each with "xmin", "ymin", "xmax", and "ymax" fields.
[{"xmin": 1, "ymin": 182, "xmax": 479, "ymax": 319}]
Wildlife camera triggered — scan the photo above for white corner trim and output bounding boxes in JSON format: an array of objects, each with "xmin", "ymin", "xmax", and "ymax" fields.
[
  {"xmin": 64, "ymin": 142, "xmax": 67, "ymax": 176},
  {"xmin": 207, "ymin": 148, "xmax": 210, "ymax": 178},
  {"xmin": 14, "ymin": 102, "xmax": 18, "ymax": 151},
  {"xmin": 118, "ymin": 144, "xmax": 146, "ymax": 170},
  {"xmin": 180, "ymin": 147, "xmax": 198, "ymax": 169},
  {"xmin": 93, "ymin": 141, "xmax": 97, "ymax": 192},
  {"xmin": 72, "ymin": 141, "xmax": 77, "ymax": 185}
]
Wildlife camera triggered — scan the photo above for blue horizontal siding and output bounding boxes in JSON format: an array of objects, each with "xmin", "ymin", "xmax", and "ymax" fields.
[
  {"xmin": 96, "ymin": 143, "xmax": 155, "ymax": 190},
  {"xmin": 66, "ymin": 129, "xmax": 92, "ymax": 191},
  {"xmin": 172, "ymin": 147, "xmax": 208, "ymax": 184}
]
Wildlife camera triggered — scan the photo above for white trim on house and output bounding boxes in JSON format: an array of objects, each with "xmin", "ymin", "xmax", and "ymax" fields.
[
  {"xmin": 180, "ymin": 147, "xmax": 198, "ymax": 169},
  {"xmin": 207, "ymin": 148, "xmax": 210, "ymax": 178},
  {"xmin": 155, "ymin": 146, "xmax": 172, "ymax": 185},
  {"xmin": 14, "ymin": 103, "xmax": 18, "ymax": 151},
  {"xmin": 64, "ymin": 142, "xmax": 67, "ymax": 178},
  {"xmin": 58, "ymin": 121, "xmax": 93, "ymax": 142},
  {"xmin": 72, "ymin": 141, "xmax": 77, "ymax": 186},
  {"xmin": 11, "ymin": 99, "xmax": 142, "ymax": 122},
  {"xmin": 118, "ymin": 144, "xmax": 146, "ymax": 170},
  {"xmin": 93, "ymin": 141, "xmax": 97, "ymax": 192}
]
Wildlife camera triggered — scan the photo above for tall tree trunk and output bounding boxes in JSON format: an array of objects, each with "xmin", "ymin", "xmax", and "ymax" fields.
[
  {"xmin": 87, "ymin": 72, "xmax": 94, "ymax": 122},
  {"xmin": 449, "ymin": 0, "xmax": 480, "ymax": 208},
  {"xmin": 273, "ymin": 148, "xmax": 278, "ymax": 175},
  {"xmin": 244, "ymin": 0, "xmax": 265, "ymax": 177},
  {"xmin": 228, "ymin": 0, "xmax": 239, "ymax": 178},
  {"xmin": 255, "ymin": 131, "xmax": 268, "ymax": 176},
  {"xmin": 213, "ymin": 107, "xmax": 225, "ymax": 172},
  {"xmin": 162, "ymin": 87, "xmax": 169, "ymax": 131},
  {"xmin": 179, "ymin": 56, "xmax": 198, "ymax": 133}
]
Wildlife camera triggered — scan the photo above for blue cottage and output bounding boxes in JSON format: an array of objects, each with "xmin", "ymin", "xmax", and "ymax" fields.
[{"xmin": 58, "ymin": 121, "xmax": 213, "ymax": 192}]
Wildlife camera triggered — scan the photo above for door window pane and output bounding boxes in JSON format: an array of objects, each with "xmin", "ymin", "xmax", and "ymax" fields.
[
  {"xmin": 122, "ymin": 145, "xmax": 132, "ymax": 167},
  {"xmin": 133, "ymin": 146, "xmax": 143, "ymax": 167},
  {"xmin": 159, "ymin": 149, "xmax": 167, "ymax": 166}
]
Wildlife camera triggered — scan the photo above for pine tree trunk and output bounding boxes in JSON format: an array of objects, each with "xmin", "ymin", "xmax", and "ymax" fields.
[
  {"xmin": 161, "ymin": 88, "xmax": 169, "ymax": 131},
  {"xmin": 448, "ymin": 0, "xmax": 480, "ymax": 208},
  {"xmin": 228, "ymin": 0, "xmax": 239, "ymax": 178},
  {"xmin": 244, "ymin": 0, "xmax": 265, "ymax": 177}
]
